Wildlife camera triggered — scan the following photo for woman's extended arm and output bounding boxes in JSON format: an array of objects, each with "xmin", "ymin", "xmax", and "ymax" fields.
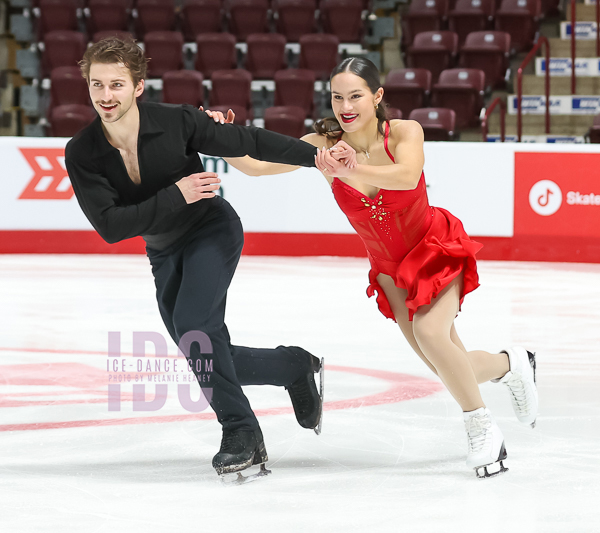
[{"xmin": 316, "ymin": 120, "xmax": 424, "ymax": 191}]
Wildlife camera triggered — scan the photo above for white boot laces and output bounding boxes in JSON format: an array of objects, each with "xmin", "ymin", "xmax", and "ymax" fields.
[
  {"xmin": 466, "ymin": 414, "xmax": 491, "ymax": 453},
  {"xmin": 506, "ymin": 373, "xmax": 531, "ymax": 414}
]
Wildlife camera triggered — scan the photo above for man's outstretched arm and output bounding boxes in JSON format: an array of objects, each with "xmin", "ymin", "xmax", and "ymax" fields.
[{"xmin": 183, "ymin": 105, "xmax": 318, "ymax": 168}]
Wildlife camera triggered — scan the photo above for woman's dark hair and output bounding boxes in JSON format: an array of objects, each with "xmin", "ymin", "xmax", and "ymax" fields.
[{"xmin": 314, "ymin": 57, "xmax": 388, "ymax": 138}]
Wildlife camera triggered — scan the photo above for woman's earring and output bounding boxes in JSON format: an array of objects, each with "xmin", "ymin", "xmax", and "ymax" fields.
[{"xmin": 374, "ymin": 103, "xmax": 379, "ymax": 110}]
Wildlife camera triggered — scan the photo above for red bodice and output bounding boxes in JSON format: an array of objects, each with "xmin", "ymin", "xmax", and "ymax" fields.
[{"xmin": 331, "ymin": 172, "xmax": 433, "ymax": 268}]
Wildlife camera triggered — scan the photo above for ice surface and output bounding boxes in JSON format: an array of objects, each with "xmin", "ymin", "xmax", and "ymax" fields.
[{"xmin": 0, "ymin": 255, "xmax": 599, "ymax": 532}]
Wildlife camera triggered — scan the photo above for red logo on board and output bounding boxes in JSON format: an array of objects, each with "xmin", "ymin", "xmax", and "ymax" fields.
[
  {"xmin": 18, "ymin": 148, "xmax": 74, "ymax": 200},
  {"xmin": 515, "ymin": 152, "xmax": 600, "ymax": 237}
]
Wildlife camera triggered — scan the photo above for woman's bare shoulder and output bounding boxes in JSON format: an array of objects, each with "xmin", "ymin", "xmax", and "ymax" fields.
[{"xmin": 388, "ymin": 119, "xmax": 424, "ymax": 140}]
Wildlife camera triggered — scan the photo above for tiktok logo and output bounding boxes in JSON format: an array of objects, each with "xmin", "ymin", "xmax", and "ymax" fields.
[{"xmin": 529, "ymin": 180, "xmax": 563, "ymax": 216}]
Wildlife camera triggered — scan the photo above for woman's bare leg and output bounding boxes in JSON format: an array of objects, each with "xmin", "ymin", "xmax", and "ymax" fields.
[{"xmin": 377, "ymin": 274, "xmax": 509, "ymax": 384}]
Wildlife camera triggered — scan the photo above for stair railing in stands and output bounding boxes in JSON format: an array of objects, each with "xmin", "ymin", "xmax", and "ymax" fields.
[
  {"xmin": 571, "ymin": 0, "xmax": 577, "ymax": 94},
  {"xmin": 517, "ymin": 35, "xmax": 550, "ymax": 141},
  {"xmin": 481, "ymin": 97, "xmax": 506, "ymax": 141}
]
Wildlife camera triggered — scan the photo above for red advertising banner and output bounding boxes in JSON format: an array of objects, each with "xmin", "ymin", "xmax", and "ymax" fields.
[{"xmin": 515, "ymin": 152, "xmax": 600, "ymax": 237}]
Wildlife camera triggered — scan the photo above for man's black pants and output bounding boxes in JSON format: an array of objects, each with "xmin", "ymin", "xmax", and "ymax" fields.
[{"xmin": 147, "ymin": 202, "xmax": 308, "ymax": 432}]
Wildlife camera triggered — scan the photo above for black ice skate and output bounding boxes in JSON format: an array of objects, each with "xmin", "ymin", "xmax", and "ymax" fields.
[
  {"xmin": 212, "ymin": 427, "xmax": 271, "ymax": 485},
  {"xmin": 284, "ymin": 347, "xmax": 324, "ymax": 435}
]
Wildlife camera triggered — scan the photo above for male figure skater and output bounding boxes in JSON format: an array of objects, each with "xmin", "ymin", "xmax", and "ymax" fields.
[{"xmin": 65, "ymin": 38, "xmax": 345, "ymax": 481}]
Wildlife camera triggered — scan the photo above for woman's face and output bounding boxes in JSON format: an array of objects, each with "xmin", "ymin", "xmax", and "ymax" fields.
[{"xmin": 331, "ymin": 72, "xmax": 382, "ymax": 133}]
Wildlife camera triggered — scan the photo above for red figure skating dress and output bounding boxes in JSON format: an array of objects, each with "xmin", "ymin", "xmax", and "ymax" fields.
[{"xmin": 331, "ymin": 122, "xmax": 482, "ymax": 321}]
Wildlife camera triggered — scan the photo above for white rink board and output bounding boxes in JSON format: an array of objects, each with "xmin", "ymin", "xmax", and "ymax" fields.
[{"xmin": 3, "ymin": 138, "xmax": 600, "ymax": 238}]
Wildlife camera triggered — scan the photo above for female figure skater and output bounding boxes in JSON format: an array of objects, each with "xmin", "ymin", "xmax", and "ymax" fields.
[{"xmin": 204, "ymin": 57, "xmax": 538, "ymax": 478}]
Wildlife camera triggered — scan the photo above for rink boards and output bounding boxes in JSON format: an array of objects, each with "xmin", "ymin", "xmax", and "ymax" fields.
[{"xmin": 1, "ymin": 138, "xmax": 600, "ymax": 262}]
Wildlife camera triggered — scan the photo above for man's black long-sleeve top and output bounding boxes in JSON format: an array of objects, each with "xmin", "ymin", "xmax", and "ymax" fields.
[{"xmin": 65, "ymin": 102, "xmax": 318, "ymax": 250}]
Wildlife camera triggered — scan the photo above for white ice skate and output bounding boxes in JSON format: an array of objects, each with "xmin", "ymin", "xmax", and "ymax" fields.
[
  {"xmin": 494, "ymin": 347, "xmax": 538, "ymax": 428},
  {"xmin": 464, "ymin": 407, "xmax": 508, "ymax": 479}
]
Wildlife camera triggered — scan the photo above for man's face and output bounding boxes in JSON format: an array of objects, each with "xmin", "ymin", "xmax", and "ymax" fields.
[{"xmin": 88, "ymin": 62, "xmax": 144, "ymax": 124}]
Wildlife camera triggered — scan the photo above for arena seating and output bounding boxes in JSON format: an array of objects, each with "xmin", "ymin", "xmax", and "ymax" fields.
[
  {"xmin": 430, "ymin": 68, "xmax": 485, "ymax": 128},
  {"xmin": 162, "ymin": 70, "xmax": 205, "ymax": 107},
  {"xmin": 273, "ymin": 69, "xmax": 316, "ymax": 118},
  {"xmin": 42, "ymin": 31, "xmax": 87, "ymax": 77},
  {"xmin": 49, "ymin": 66, "xmax": 90, "ymax": 114},
  {"xmin": 245, "ymin": 33, "xmax": 287, "ymax": 79},
  {"xmin": 226, "ymin": 0, "xmax": 270, "ymax": 41},
  {"xmin": 135, "ymin": 0, "xmax": 177, "ymax": 38},
  {"xmin": 406, "ymin": 31, "xmax": 459, "ymax": 83},
  {"xmin": 86, "ymin": 0, "xmax": 131, "ymax": 37},
  {"xmin": 494, "ymin": 0, "xmax": 541, "ymax": 53},
  {"xmin": 264, "ymin": 105, "xmax": 307, "ymax": 137},
  {"xmin": 458, "ymin": 31, "xmax": 510, "ymax": 90},
  {"xmin": 144, "ymin": 31, "xmax": 184, "ymax": 78},
  {"xmin": 320, "ymin": 0, "xmax": 365, "ymax": 43},
  {"xmin": 273, "ymin": 0, "xmax": 318, "ymax": 42},
  {"xmin": 448, "ymin": 0, "xmax": 495, "ymax": 46},
  {"xmin": 409, "ymin": 107, "xmax": 457, "ymax": 141},
  {"xmin": 401, "ymin": 0, "xmax": 448, "ymax": 49},
  {"xmin": 383, "ymin": 68, "xmax": 432, "ymax": 121},
  {"xmin": 181, "ymin": 0, "xmax": 223, "ymax": 41},
  {"xmin": 49, "ymin": 104, "xmax": 97, "ymax": 137},
  {"xmin": 298, "ymin": 34, "xmax": 340, "ymax": 80},
  {"xmin": 210, "ymin": 69, "xmax": 254, "ymax": 119},
  {"xmin": 195, "ymin": 33, "xmax": 238, "ymax": 77}
]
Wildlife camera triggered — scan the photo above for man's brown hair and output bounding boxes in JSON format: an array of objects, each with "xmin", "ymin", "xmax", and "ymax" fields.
[{"xmin": 79, "ymin": 37, "xmax": 148, "ymax": 86}]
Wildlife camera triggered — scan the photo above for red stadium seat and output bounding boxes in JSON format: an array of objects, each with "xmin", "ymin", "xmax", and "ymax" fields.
[
  {"xmin": 195, "ymin": 33, "xmax": 237, "ymax": 77},
  {"xmin": 264, "ymin": 106, "xmax": 306, "ymax": 138},
  {"xmin": 274, "ymin": 68, "xmax": 315, "ymax": 118},
  {"xmin": 86, "ymin": 0, "xmax": 130, "ymax": 36},
  {"xmin": 42, "ymin": 31, "xmax": 87, "ymax": 77},
  {"xmin": 162, "ymin": 70, "xmax": 205, "ymax": 107},
  {"xmin": 49, "ymin": 104, "xmax": 97, "ymax": 137},
  {"xmin": 93, "ymin": 30, "xmax": 135, "ymax": 42},
  {"xmin": 210, "ymin": 69, "xmax": 253, "ymax": 119},
  {"xmin": 144, "ymin": 31, "xmax": 184, "ymax": 78},
  {"xmin": 409, "ymin": 107, "xmax": 456, "ymax": 140},
  {"xmin": 448, "ymin": 0, "xmax": 495, "ymax": 46},
  {"xmin": 401, "ymin": 0, "xmax": 448, "ymax": 48},
  {"xmin": 320, "ymin": 0, "xmax": 365, "ymax": 43},
  {"xmin": 245, "ymin": 33, "xmax": 287, "ymax": 79},
  {"xmin": 49, "ymin": 66, "xmax": 90, "ymax": 114},
  {"xmin": 382, "ymin": 68, "xmax": 432, "ymax": 120},
  {"xmin": 406, "ymin": 31, "xmax": 459, "ymax": 83},
  {"xmin": 226, "ymin": 0, "xmax": 270, "ymax": 41},
  {"xmin": 181, "ymin": 0, "xmax": 223, "ymax": 41},
  {"xmin": 459, "ymin": 31, "xmax": 510, "ymax": 90},
  {"xmin": 299, "ymin": 33, "xmax": 339, "ymax": 80},
  {"xmin": 430, "ymin": 68, "xmax": 485, "ymax": 128},
  {"xmin": 494, "ymin": 0, "xmax": 541, "ymax": 53},
  {"xmin": 38, "ymin": 0, "xmax": 79, "ymax": 37},
  {"xmin": 273, "ymin": 0, "xmax": 317, "ymax": 42},
  {"xmin": 135, "ymin": 0, "xmax": 176, "ymax": 38}
]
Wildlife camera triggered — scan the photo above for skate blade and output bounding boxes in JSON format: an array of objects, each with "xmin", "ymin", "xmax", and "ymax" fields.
[
  {"xmin": 219, "ymin": 464, "xmax": 271, "ymax": 486},
  {"xmin": 314, "ymin": 357, "xmax": 324, "ymax": 436},
  {"xmin": 475, "ymin": 461, "xmax": 509, "ymax": 479}
]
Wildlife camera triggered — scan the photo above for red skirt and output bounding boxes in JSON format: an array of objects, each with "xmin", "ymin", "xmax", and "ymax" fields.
[{"xmin": 366, "ymin": 207, "xmax": 483, "ymax": 321}]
